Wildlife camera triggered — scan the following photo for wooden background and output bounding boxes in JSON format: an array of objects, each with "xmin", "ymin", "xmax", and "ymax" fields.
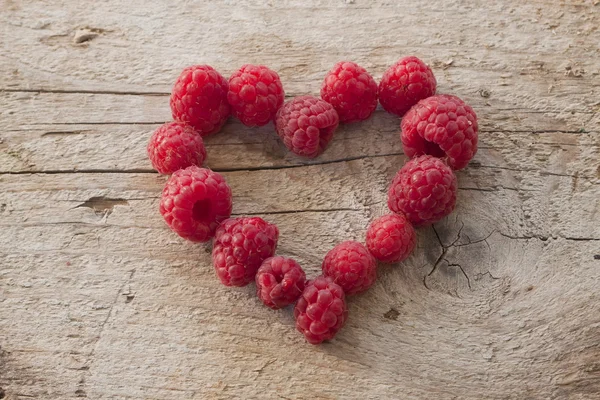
[{"xmin": 1, "ymin": 1, "xmax": 599, "ymax": 399}]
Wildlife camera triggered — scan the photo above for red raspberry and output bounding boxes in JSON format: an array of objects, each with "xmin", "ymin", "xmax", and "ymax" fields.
[
  {"xmin": 401, "ymin": 94, "xmax": 478, "ymax": 170},
  {"xmin": 170, "ymin": 65, "xmax": 230, "ymax": 136},
  {"xmin": 294, "ymin": 276, "xmax": 348, "ymax": 345},
  {"xmin": 366, "ymin": 213, "xmax": 416, "ymax": 263},
  {"xmin": 320, "ymin": 61, "xmax": 378, "ymax": 123},
  {"xmin": 159, "ymin": 166, "xmax": 232, "ymax": 242},
  {"xmin": 275, "ymin": 95, "xmax": 339, "ymax": 158},
  {"xmin": 227, "ymin": 64, "xmax": 285, "ymax": 127},
  {"xmin": 378, "ymin": 56, "xmax": 436, "ymax": 117},
  {"xmin": 388, "ymin": 155, "xmax": 457, "ymax": 226},
  {"xmin": 255, "ymin": 256, "xmax": 306, "ymax": 309},
  {"xmin": 321, "ymin": 241, "xmax": 377, "ymax": 295},
  {"xmin": 147, "ymin": 122, "xmax": 207, "ymax": 174},
  {"xmin": 212, "ymin": 217, "xmax": 279, "ymax": 287}
]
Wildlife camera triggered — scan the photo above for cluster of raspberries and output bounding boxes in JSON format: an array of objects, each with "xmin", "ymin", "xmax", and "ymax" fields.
[{"xmin": 147, "ymin": 57, "xmax": 478, "ymax": 344}]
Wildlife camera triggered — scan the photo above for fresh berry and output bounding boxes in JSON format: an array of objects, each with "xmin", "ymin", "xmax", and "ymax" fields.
[
  {"xmin": 275, "ymin": 95, "xmax": 339, "ymax": 158},
  {"xmin": 366, "ymin": 214, "xmax": 416, "ymax": 263},
  {"xmin": 227, "ymin": 64, "xmax": 285, "ymax": 127},
  {"xmin": 294, "ymin": 276, "xmax": 348, "ymax": 345},
  {"xmin": 321, "ymin": 241, "xmax": 377, "ymax": 295},
  {"xmin": 170, "ymin": 65, "xmax": 230, "ymax": 136},
  {"xmin": 147, "ymin": 122, "xmax": 207, "ymax": 174},
  {"xmin": 320, "ymin": 61, "xmax": 378, "ymax": 123},
  {"xmin": 388, "ymin": 155, "xmax": 457, "ymax": 226},
  {"xmin": 159, "ymin": 166, "xmax": 232, "ymax": 242},
  {"xmin": 256, "ymin": 256, "xmax": 306, "ymax": 309},
  {"xmin": 401, "ymin": 94, "xmax": 478, "ymax": 170},
  {"xmin": 378, "ymin": 56, "xmax": 436, "ymax": 117},
  {"xmin": 212, "ymin": 217, "xmax": 279, "ymax": 287}
]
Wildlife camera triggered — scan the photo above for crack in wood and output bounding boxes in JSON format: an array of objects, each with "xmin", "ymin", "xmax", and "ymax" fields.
[
  {"xmin": 253, "ymin": 359, "xmax": 276, "ymax": 374},
  {"xmin": 212, "ymin": 152, "xmax": 404, "ymax": 172},
  {"xmin": 41, "ymin": 130, "xmax": 89, "ymax": 136},
  {"xmin": 0, "ymin": 88, "xmax": 169, "ymax": 96},
  {"xmin": 0, "ymin": 152, "xmax": 404, "ymax": 175},
  {"xmin": 453, "ymin": 230, "xmax": 496, "ymax": 248},
  {"xmin": 2, "ymin": 158, "xmax": 597, "ymax": 182},
  {"xmin": 423, "ymin": 225, "xmax": 451, "ymax": 290},
  {"xmin": 424, "ymin": 223, "xmax": 505, "ymax": 292},
  {"xmin": 474, "ymin": 271, "xmax": 501, "ymax": 281},
  {"xmin": 232, "ymin": 207, "xmax": 361, "ymax": 216},
  {"xmin": 445, "ymin": 259, "xmax": 473, "ymax": 290},
  {"xmin": 29, "ymin": 121, "xmax": 166, "ymax": 126},
  {"xmin": 480, "ymin": 129, "xmax": 598, "ymax": 134},
  {"xmin": 0, "ymin": 168, "xmax": 156, "ymax": 175},
  {"xmin": 473, "ymin": 164, "xmax": 596, "ymax": 180},
  {"xmin": 9, "ymin": 126, "xmax": 599, "ymax": 136},
  {"xmin": 459, "ymin": 186, "xmax": 535, "ymax": 192},
  {"xmin": 498, "ymin": 232, "xmax": 600, "ymax": 241},
  {"xmin": 74, "ymin": 196, "xmax": 129, "ymax": 214},
  {"xmin": 78, "ymin": 268, "xmax": 136, "ymax": 396}
]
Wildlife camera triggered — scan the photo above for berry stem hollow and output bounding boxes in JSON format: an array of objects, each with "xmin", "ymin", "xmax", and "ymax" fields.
[{"xmin": 192, "ymin": 199, "xmax": 212, "ymax": 222}]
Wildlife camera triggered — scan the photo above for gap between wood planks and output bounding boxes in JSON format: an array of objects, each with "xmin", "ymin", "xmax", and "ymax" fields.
[{"xmin": 1, "ymin": 160, "xmax": 596, "ymax": 181}]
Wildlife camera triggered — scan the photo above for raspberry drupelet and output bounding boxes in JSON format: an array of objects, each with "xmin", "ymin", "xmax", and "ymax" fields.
[
  {"xmin": 378, "ymin": 56, "xmax": 436, "ymax": 117},
  {"xmin": 159, "ymin": 166, "xmax": 232, "ymax": 242},
  {"xmin": 294, "ymin": 276, "xmax": 348, "ymax": 344},
  {"xmin": 401, "ymin": 94, "xmax": 478, "ymax": 170},
  {"xmin": 147, "ymin": 122, "xmax": 207, "ymax": 175},
  {"xmin": 255, "ymin": 256, "xmax": 306, "ymax": 309},
  {"xmin": 366, "ymin": 213, "xmax": 416, "ymax": 263},
  {"xmin": 388, "ymin": 155, "xmax": 457, "ymax": 226},
  {"xmin": 170, "ymin": 65, "xmax": 230, "ymax": 136},
  {"xmin": 212, "ymin": 217, "xmax": 279, "ymax": 287},
  {"xmin": 275, "ymin": 95, "xmax": 339, "ymax": 158},
  {"xmin": 321, "ymin": 241, "xmax": 377, "ymax": 295},
  {"xmin": 227, "ymin": 64, "xmax": 285, "ymax": 127},
  {"xmin": 320, "ymin": 61, "xmax": 378, "ymax": 123}
]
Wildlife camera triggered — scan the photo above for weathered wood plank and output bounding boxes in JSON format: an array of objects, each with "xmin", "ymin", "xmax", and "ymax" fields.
[
  {"xmin": 1, "ymin": 0, "xmax": 598, "ymax": 96},
  {"xmin": 1, "ymin": 0, "xmax": 599, "ymax": 399},
  {"xmin": 1, "ymin": 96, "xmax": 599, "ymax": 174}
]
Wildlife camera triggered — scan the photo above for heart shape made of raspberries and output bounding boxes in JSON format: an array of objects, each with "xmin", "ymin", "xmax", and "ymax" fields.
[{"xmin": 147, "ymin": 57, "xmax": 478, "ymax": 344}]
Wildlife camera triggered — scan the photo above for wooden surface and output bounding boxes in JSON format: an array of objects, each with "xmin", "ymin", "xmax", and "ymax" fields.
[{"xmin": 1, "ymin": 1, "xmax": 599, "ymax": 399}]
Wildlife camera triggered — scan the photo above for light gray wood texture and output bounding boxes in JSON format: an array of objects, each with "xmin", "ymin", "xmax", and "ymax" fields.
[{"xmin": 1, "ymin": 1, "xmax": 599, "ymax": 399}]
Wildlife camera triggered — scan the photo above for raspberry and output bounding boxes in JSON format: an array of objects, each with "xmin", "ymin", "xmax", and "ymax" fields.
[
  {"xmin": 227, "ymin": 64, "xmax": 285, "ymax": 127},
  {"xmin": 321, "ymin": 241, "xmax": 377, "ymax": 295},
  {"xmin": 401, "ymin": 94, "xmax": 478, "ymax": 170},
  {"xmin": 212, "ymin": 217, "xmax": 279, "ymax": 287},
  {"xmin": 170, "ymin": 65, "xmax": 230, "ymax": 136},
  {"xmin": 378, "ymin": 56, "xmax": 436, "ymax": 117},
  {"xmin": 255, "ymin": 256, "xmax": 306, "ymax": 309},
  {"xmin": 275, "ymin": 95, "xmax": 339, "ymax": 158},
  {"xmin": 294, "ymin": 276, "xmax": 348, "ymax": 345},
  {"xmin": 366, "ymin": 214, "xmax": 416, "ymax": 263},
  {"xmin": 159, "ymin": 166, "xmax": 232, "ymax": 242},
  {"xmin": 320, "ymin": 61, "xmax": 378, "ymax": 123},
  {"xmin": 388, "ymin": 155, "xmax": 457, "ymax": 226},
  {"xmin": 147, "ymin": 122, "xmax": 207, "ymax": 174}
]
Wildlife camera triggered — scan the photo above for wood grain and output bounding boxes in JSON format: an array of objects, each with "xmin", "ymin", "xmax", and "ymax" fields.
[{"xmin": 1, "ymin": 0, "xmax": 599, "ymax": 399}]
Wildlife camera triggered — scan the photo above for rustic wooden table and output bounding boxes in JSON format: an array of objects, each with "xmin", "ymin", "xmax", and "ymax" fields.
[{"xmin": 1, "ymin": 1, "xmax": 599, "ymax": 399}]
